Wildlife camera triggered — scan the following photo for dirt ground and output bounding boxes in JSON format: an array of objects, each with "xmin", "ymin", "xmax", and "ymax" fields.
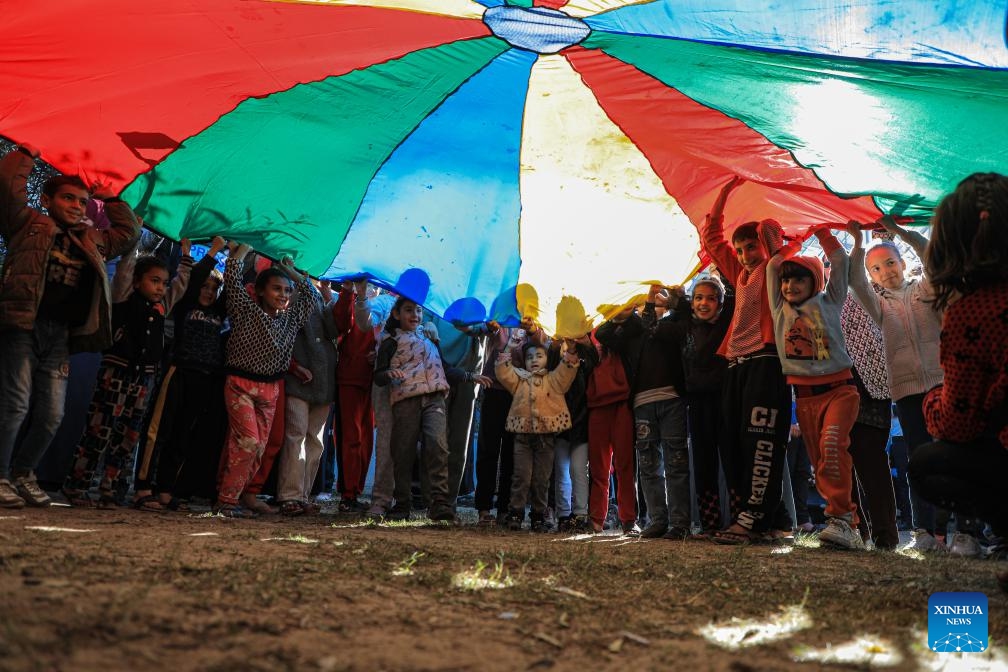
[{"xmin": 0, "ymin": 505, "xmax": 1005, "ymax": 672}]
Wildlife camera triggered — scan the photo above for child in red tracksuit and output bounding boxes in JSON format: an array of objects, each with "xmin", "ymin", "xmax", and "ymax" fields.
[
  {"xmin": 333, "ymin": 279, "xmax": 379, "ymax": 512},
  {"xmin": 767, "ymin": 228, "xmax": 863, "ymax": 550},
  {"xmin": 586, "ymin": 331, "xmax": 637, "ymax": 534}
]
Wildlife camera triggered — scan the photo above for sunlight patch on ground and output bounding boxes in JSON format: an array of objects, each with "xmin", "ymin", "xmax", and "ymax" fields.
[
  {"xmin": 770, "ymin": 544, "xmax": 795, "ymax": 555},
  {"xmin": 260, "ymin": 534, "xmax": 319, "ymax": 544},
  {"xmin": 793, "ymin": 533, "xmax": 821, "ymax": 549},
  {"xmin": 794, "ymin": 636, "xmax": 902, "ymax": 667},
  {"xmin": 0, "ymin": 516, "xmax": 25, "ymax": 520},
  {"xmin": 188, "ymin": 532, "xmax": 219, "ymax": 537},
  {"xmin": 698, "ymin": 605, "xmax": 812, "ymax": 650},
  {"xmin": 895, "ymin": 547, "xmax": 928, "ymax": 561},
  {"xmin": 452, "ymin": 557, "xmax": 513, "ymax": 591},
  {"xmin": 24, "ymin": 526, "xmax": 95, "ymax": 533}
]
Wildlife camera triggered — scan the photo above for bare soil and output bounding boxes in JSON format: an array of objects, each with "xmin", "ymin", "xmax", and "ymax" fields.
[{"xmin": 0, "ymin": 506, "xmax": 1005, "ymax": 672}]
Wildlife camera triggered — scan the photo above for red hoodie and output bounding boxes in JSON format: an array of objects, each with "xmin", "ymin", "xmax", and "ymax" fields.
[{"xmin": 333, "ymin": 288, "xmax": 377, "ymax": 388}]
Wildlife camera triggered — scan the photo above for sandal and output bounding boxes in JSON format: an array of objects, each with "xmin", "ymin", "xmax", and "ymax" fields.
[
  {"xmin": 280, "ymin": 500, "xmax": 305, "ymax": 517},
  {"xmin": 161, "ymin": 497, "xmax": 190, "ymax": 512},
  {"xmin": 131, "ymin": 494, "xmax": 165, "ymax": 513},
  {"xmin": 711, "ymin": 524, "xmax": 759, "ymax": 546}
]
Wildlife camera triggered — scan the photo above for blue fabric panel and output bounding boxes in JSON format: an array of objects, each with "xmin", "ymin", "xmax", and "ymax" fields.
[
  {"xmin": 585, "ymin": 0, "xmax": 1008, "ymax": 68},
  {"xmin": 322, "ymin": 48, "xmax": 536, "ymax": 326}
]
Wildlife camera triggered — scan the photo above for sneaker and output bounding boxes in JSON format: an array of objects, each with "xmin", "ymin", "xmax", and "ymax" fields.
[
  {"xmin": 948, "ymin": 532, "xmax": 982, "ymax": 558},
  {"xmin": 13, "ymin": 474, "xmax": 50, "ymax": 507},
  {"xmin": 386, "ymin": 506, "xmax": 411, "ymax": 521},
  {"xmin": 663, "ymin": 525, "xmax": 690, "ymax": 541},
  {"xmin": 556, "ymin": 515, "xmax": 574, "ymax": 533},
  {"xmin": 819, "ymin": 517, "xmax": 866, "ymax": 550},
  {"xmin": 903, "ymin": 529, "xmax": 941, "ymax": 553},
  {"xmin": 571, "ymin": 515, "xmax": 593, "ymax": 533},
  {"xmin": 477, "ymin": 510, "xmax": 496, "ymax": 527},
  {"xmin": 506, "ymin": 510, "xmax": 524, "ymax": 531},
  {"xmin": 0, "ymin": 479, "xmax": 25, "ymax": 509},
  {"xmin": 640, "ymin": 523, "xmax": 668, "ymax": 539},
  {"xmin": 337, "ymin": 498, "xmax": 366, "ymax": 513},
  {"xmin": 531, "ymin": 519, "xmax": 552, "ymax": 533},
  {"xmin": 428, "ymin": 505, "xmax": 456, "ymax": 522}
]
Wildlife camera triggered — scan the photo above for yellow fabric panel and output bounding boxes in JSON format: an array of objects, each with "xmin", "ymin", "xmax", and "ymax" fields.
[{"xmin": 516, "ymin": 54, "xmax": 700, "ymax": 337}]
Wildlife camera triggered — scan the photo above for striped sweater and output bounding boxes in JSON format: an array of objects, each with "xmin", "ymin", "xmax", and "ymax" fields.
[{"xmin": 223, "ymin": 256, "xmax": 318, "ymax": 382}]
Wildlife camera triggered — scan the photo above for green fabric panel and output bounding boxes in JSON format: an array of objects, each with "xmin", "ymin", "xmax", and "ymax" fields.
[
  {"xmin": 585, "ymin": 32, "xmax": 1008, "ymax": 224},
  {"xmin": 122, "ymin": 37, "xmax": 509, "ymax": 274},
  {"xmin": 506, "ymin": 0, "xmax": 535, "ymax": 7}
]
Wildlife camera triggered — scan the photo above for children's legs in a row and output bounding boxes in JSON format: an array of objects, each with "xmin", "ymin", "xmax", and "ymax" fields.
[
  {"xmin": 634, "ymin": 398, "xmax": 689, "ymax": 531},
  {"xmin": 721, "ymin": 357, "xmax": 792, "ymax": 533},
  {"xmin": 0, "ymin": 321, "xmax": 69, "ymax": 481},
  {"xmin": 216, "ymin": 375, "xmax": 280, "ymax": 506},
  {"xmin": 277, "ymin": 396, "xmax": 330, "ymax": 503},
  {"xmin": 588, "ymin": 402, "xmax": 636, "ymax": 528},
  {"xmin": 895, "ymin": 394, "xmax": 938, "ymax": 534},
  {"xmin": 795, "ymin": 385, "xmax": 860, "ymax": 526}
]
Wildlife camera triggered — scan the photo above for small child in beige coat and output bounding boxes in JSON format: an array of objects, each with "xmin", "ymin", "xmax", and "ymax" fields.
[{"xmin": 496, "ymin": 340, "xmax": 579, "ymax": 531}]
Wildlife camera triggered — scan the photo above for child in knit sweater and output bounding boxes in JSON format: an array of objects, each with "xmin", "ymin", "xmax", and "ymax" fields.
[
  {"xmin": 215, "ymin": 242, "xmax": 317, "ymax": 518},
  {"xmin": 497, "ymin": 341, "xmax": 580, "ymax": 532}
]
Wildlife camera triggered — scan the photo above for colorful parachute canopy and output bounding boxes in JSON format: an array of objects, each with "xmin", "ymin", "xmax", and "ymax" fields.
[{"xmin": 2, "ymin": 0, "xmax": 1006, "ymax": 334}]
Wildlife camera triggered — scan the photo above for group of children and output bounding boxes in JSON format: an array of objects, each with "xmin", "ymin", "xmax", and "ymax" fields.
[{"xmin": 0, "ymin": 142, "xmax": 1005, "ymax": 571}]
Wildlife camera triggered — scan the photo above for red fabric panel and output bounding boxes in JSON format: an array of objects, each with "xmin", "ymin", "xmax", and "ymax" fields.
[
  {"xmin": 563, "ymin": 46, "xmax": 882, "ymax": 241},
  {"xmin": 0, "ymin": 0, "xmax": 487, "ymax": 188},
  {"xmin": 535, "ymin": 0, "xmax": 571, "ymax": 8}
]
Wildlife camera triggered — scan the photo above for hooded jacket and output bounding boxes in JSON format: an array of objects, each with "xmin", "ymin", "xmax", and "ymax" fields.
[
  {"xmin": 0, "ymin": 149, "xmax": 140, "ymax": 353},
  {"xmin": 496, "ymin": 356, "xmax": 579, "ymax": 434},
  {"xmin": 848, "ymin": 230, "xmax": 943, "ymax": 401},
  {"xmin": 767, "ymin": 232, "xmax": 853, "ymax": 383}
]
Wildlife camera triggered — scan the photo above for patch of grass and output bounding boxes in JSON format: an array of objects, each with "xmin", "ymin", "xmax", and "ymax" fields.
[
  {"xmin": 392, "ymin": 551, "xmax": 425, "ymax": 577},
  {"xmin": 452, "ymin": 552, "xmax": 513, "ymax": 591}
]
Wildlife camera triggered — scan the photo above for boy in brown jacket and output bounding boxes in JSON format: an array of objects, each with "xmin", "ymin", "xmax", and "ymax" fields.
[
  {"xmin": 496, "ymin": 340, "xmax": 579, "ymax": 531},
  {"xmin": 0, "ymin": 143, "xmax": 139, "ymax": 508}
]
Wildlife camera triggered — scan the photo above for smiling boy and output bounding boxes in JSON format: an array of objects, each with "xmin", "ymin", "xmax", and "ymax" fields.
[
  {"xmin": 0, "ymin": 144, "xmax": 139, "ymax": 508},
  {"xmin": 766, "ymin": 228, "xmax": 862, "ymax": 549}
]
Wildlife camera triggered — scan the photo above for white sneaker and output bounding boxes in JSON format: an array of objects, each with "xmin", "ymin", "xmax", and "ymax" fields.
[
  {"xmin": 819, "ymin": 517, "xmax": 866, "ymax": 550},
  {"xmin": 0, "ymin": 478, "xmax": 26, "ymax": 509},
  {"xmin": 948, "ymin": 532, "xmax": 982, "ymax": 558},
  {"xmin": 13, "ymin": 473, "xmax": 51, "ymax": 507},
  {"xmin": 903, "ymin": 529, "xmax": 941, "ymax": 553}
]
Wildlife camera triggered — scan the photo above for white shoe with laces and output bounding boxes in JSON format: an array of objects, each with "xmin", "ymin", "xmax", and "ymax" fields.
[
  {"xmin": 947, "ymin": 532, "xmax": 982, "ymax": 558},
  {"xmin": 0, "ymin": 478, "xmax": 26, "ymax": 509},
  {"xmin": 13, "ymin": 473, "xmax": 51, "ymax": 507},
  {"xmin": 819, "ymin": 517, "xmax": 866, "ymax": 550}
]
